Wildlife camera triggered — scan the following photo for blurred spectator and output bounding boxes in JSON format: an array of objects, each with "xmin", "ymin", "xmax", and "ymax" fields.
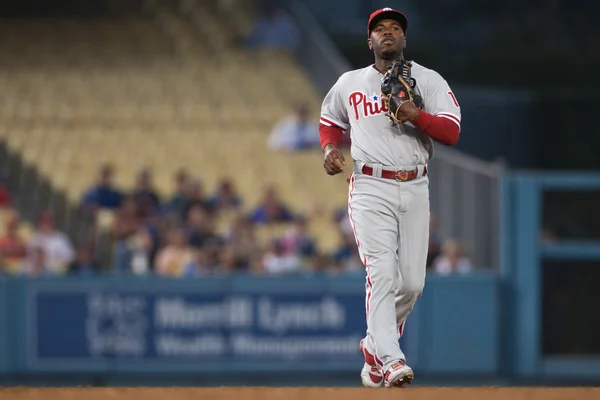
[
  {"xmin": 67, "ymin": 245, "xmax": 101, "ymax": 277},
  {"xmin": 0, "ymin": 183, "xmax": 12, "ymax": 208},
  {"xmin": 248, "ymin": 252, "xmax": 266, "ymax": 275},
  {"xmin": 0, "ymin": 216, "xmax": 27, "ymax": 275},
  {"xmin": 184, "ymin": 205, "xmax": 225, "ymax": 258},
  {"xmin": 181, "ymin": 179, "xmax": 212, "ymax": 220},
  {"xmin": 225, "ymin": 212, "xmax": 260, "ymax": 266},
  {"xmin": 182, "ymin": 248, "xmax": 214, "ymax": 278},
  {"xmin": 207, "ymin": 179, "xmax": 242, "ymax": 213},
  {"xmin": 216, "ymin": 244, "xmax": 247, "ymax": 275},
  {"xmin": 112, "ymin": 197, "xmax": 142, "ymax": 240},
  {"xmin": 132, "ymin": 169, "xmax": 161, "ymax": 218},
  {"xmin": 267, "ymin": 104, "xmax": 320, "ymax": 151},
  {"xmin": 21, "ymin": 246, "xmax": 55, "ymax": 278},
  {"xmin": 82, "ymin": 164, "xmax": 124, "ymax": 212},
  {"xmin": 27, "ymin": 211, "xmax": 74, "ymax": 274},
  {"xmin": 263, "ymin": 238, "xmax": 301, "ymax": 275},
  {"xmin": 251, "ymin": 186, "xmax": 295, "ymax": 224},
  {"xmin": 128, "ymin": 227, "xmax": 156, "ymax": 275},
  {"xmin": 305, "ymin": 254, "xmax": 330, "ymax": 275},
  {"xmin": 334, "ymin": 208, "xmax": 354, "ymax": 236},
  {"xmin": 184, "ymin": 204, "xmax": 211, "ymax": 247},
  {"xmin": 163, "ymin": 169, "xmax": 190, "ymax": 216},
  {"xmin": 245, "ymin": 4, "xmax": 300, "ymax": 52},
  {"xmin": 155, "ymin": 227, "xmax": 194, "ymax": 278},
  {"xmin": 281, "ymin": 216, "xmax": 316, "ymax": 258},
  {"xmin": 332, "ymin": 231, "xmax": 363, "ymax": 273},
  {"xmin": 427, "ymin": 213, "xmax": 443, "ymax": 268},
  {"xmin": 112, "ymin": 197, "xmax": 142, "ymax": 271},
  {"xmin": 201, "ymin": 235, "xmax": 226, "ymax": 267},
  {"xmin": 433, "ymin": 239, "xmax": 473, "ymax": 275}
]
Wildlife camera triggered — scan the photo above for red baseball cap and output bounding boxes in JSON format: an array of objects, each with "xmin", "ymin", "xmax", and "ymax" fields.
[{"xmin": 367, "ymin": 8, "xmax": 408, "ymax": 37}]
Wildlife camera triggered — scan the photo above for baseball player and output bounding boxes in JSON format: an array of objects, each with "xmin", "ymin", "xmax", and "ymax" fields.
[{"xmin": 319, "ymin": 8, "xmax": 461, "ymax": 388}]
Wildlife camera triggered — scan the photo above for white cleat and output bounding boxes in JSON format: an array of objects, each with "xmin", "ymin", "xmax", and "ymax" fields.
[
  {"xmin": 359, "ymin": 339, "xmax": 383, "ymax": 388},
  {"xmin": 384, "ymin": 361, "xmax": 414, "ymax": 388},
  {"xmin": 360, "ymin": 362, "xmax": 384, "ymax": 388}
]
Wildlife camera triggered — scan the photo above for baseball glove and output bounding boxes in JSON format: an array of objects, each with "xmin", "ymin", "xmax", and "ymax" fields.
[{"xmin": 381, "ymin": 59, "xmax": 423, "ymax": 124}]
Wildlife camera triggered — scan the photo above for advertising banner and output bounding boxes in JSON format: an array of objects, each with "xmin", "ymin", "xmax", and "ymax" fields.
[{"xmin": 25, "ymin": 279, "xmax": 369, "ymax": 373}]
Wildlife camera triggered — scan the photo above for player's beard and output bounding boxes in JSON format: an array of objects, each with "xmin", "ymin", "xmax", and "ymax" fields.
[{"xmin": 379, "ymin": 48, "xmax": 402, "ymax": 61}]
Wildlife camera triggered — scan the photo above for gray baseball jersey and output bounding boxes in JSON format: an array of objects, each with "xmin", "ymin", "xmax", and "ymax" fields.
[
  {"xmin": 319, "ymin": 61, "xmax": 461, "ymax": 167},
  {"xmin": 319, "ymin": 61, "xmax": 461, "ymax": 375}
]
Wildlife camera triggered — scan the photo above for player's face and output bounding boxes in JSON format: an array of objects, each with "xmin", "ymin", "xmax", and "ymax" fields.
[{"xmin": 369, "ymin": 19, "xmax": 406, "ymax": 60}]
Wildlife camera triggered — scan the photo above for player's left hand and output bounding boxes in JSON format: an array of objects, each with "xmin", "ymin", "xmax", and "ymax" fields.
[{"xmin": 392, "ymin": 101, "xmax": 420, "ymax": 123}]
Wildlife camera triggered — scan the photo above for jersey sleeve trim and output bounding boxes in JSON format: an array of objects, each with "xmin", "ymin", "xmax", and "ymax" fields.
[
  {"xmin": 434, "ymin": 112, "xmax": 461, "ymax": 130},
  {"xmin": 434, "ymin": 111, "xmax": 461, "ymax": 122},
  {"xmin": 320, "ymin": 116, "xmax": 349, "ymax": 130}
]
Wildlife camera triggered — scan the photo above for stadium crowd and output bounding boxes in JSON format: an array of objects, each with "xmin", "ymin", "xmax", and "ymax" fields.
[
  {"xmin": 82, "ymin": 164, "xmax": 366, "ymax": 278},
  {"xmin": 0, "ymin": 164, "xmax": 473, "ymax": 278}
]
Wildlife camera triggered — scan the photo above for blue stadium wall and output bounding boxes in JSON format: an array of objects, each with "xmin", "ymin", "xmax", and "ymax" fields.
[
  {"xmin": 1, "ymin": 171, "xmax": 599, "ymax": 387},
  {"xmin": 0, "ymin": 273, "xmax": 501, "ymax": 387}
]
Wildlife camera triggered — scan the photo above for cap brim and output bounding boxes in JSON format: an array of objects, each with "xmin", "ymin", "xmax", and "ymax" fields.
[{"xmin": 368, "ymin": 10, "xmax": 408, "ymax": 36}]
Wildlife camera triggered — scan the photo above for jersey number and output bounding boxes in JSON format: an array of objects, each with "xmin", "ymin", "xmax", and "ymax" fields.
[{"xmin": 448, "ymin": 91, "xmax": 459, "ymax": 108}]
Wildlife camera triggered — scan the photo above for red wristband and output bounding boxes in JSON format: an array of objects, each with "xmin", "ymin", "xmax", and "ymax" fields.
[{"xmin": 319, "ymin": 123, "xmax": 343, "ymax": 150}]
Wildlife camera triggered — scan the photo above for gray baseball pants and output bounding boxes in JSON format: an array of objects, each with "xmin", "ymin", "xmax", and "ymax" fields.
[{"xmin": 347, "ymin": 163, "xmax": 429, "ymax": 372}]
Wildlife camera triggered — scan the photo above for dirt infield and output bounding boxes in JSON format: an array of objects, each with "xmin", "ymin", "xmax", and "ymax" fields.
[{"xmin": 1, "ymin": 388, "xmax": 599, "ymax": 400}]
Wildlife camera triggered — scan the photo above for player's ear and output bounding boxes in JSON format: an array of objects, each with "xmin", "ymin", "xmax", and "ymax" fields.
[
  {"xmin": 403, "ymin": 37, "xmax": 407, "ymax": 49},
  {"xmin": 368, "ymin": 38, "xmax": 373, "ymax": 50}
]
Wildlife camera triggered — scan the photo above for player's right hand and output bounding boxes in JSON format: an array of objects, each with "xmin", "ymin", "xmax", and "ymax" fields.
[{"xmin": 323, "ymin": 145, "xmax": 345, "ymax": 175}]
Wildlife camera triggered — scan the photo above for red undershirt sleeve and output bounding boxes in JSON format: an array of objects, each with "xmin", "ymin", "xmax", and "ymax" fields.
[{"xmin": 411, "ymin": 110, "xmax": 460, "ymax": 146}]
